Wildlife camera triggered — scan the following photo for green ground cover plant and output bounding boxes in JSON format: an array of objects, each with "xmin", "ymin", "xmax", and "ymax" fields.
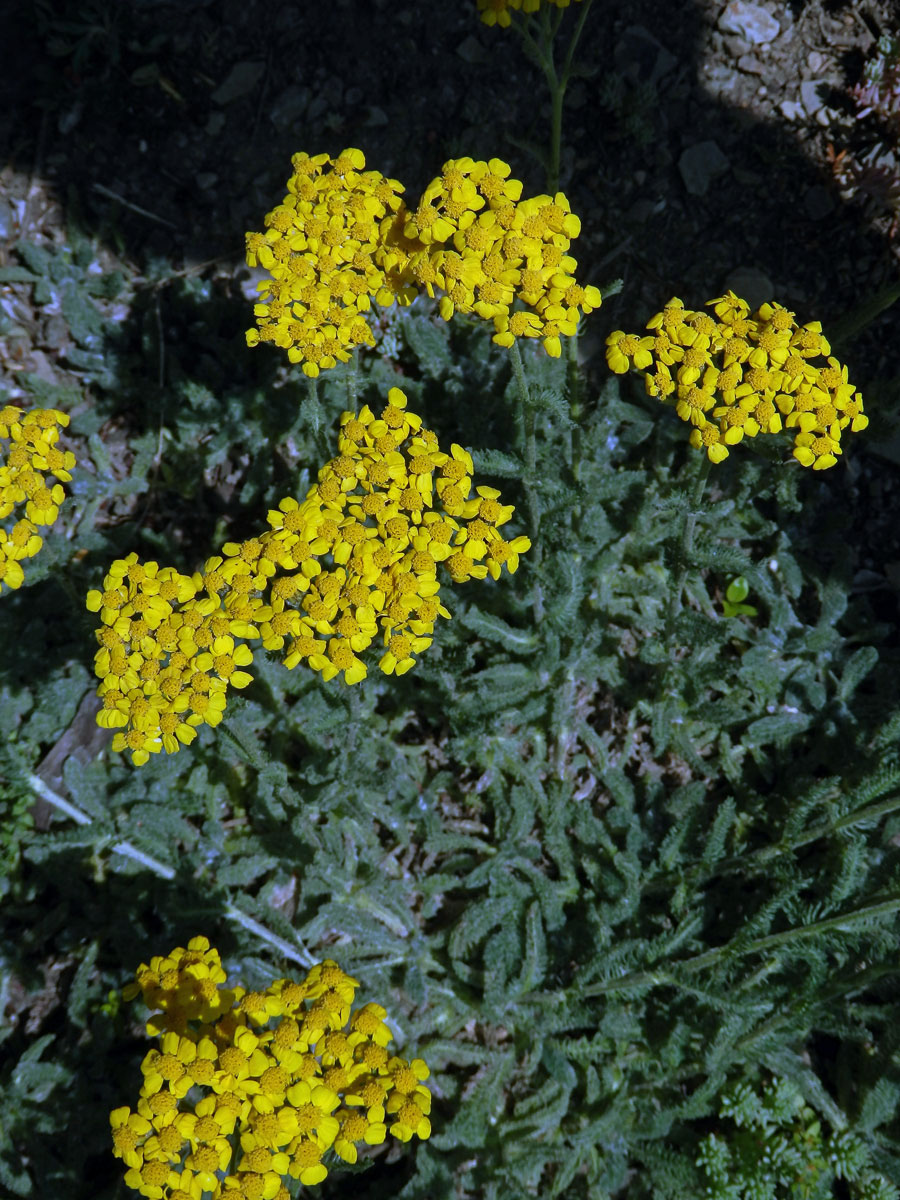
[{"xmin": 3, "ymin": 1, "xmax": 900, "ymax": 1198}]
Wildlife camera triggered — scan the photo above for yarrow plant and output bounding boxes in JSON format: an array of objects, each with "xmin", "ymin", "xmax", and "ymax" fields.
[
  {"xmin": 605, "ymin": 292, "xmax": 869, "ymax": 468},
  {"xmin": 245, "ymin": 148, "xmax": 600, "ymax": 371},
  {"xmin": 87, "ymin": 387, "xmax": 530, "ymax": 764},
  {"xmin": 10, "ymin": 7, "xmax": 900, "ymax": 1200},
  {"xmin": 0, "ymin": 405, "xmax": 74, "ymax": 592},
  {"xmin": 111, "ymin": 937, "xmax": 432, "ymax": 1199}
]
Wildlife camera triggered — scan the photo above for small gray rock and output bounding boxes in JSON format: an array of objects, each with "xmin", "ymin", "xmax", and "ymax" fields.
[
  {"xmin": 0, "ymin": 199, "xmax": 14, "ymax": 240},
  {"xmin": 678, "ymin": 140, "xmax": 731, "ymax": 196},
  {"xmin": 779, "ymin": 99, "xmax": 805, "ymax": 121},
  {"xmin": 803, "ymin": 185, "xmax": 835, "ymax": 220},
  {"xmin": 365, "ymin": 105, "xmax": 389, "ymax": 127},
  {"xmin": 269, "ymin": 85, "xmax": 310, "ymax": 128},
  {"xmin": 723, "ymin": 34, "xmax": 751, "ymax": 56},
  {"xmin": 629, "ymin": 198, "xmax": 667, "ymax": 222},
  {"xmin": 456, "ymin": 35, "xmax": 488, "ymax": 64},
  {"xmin": 800, "ymin": 79, "xmax": 826, "ymax": 116},
  {"xmin": 196, "ymin": 172, "xmax": 218, "ymax": 190},
  {"xmin": 737, "ymin": 54, "xmax": 765, "ymax": 75},
  {"xmin": 704, "ymin": 64, "xmax": 739, "ymax": 93},
  {"xmin": 614, "ymin": 24, "xmax": 677, "ymax": 85},
  {"xmin": 718, "ymin": 0, "xmax": 781, "ymax": 45},
  {"xmin": 853, "ymin": 568, "xmax": 886, "ymax": 592},
  {"xmin": 724, "ymin": 266, "xmax": 774, "ymax": 310},
  {"xmin": 58, "ymin": 100, "xmax": 83, "ymax": 135},
  {"xmin": 211, "ymin": 61, "xmax": 265, "ymax": 105}
]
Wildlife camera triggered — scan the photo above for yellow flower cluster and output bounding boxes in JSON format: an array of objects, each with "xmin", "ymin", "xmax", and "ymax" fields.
[
  {"xmin": 87, "ymin": 551, "xmax": 260, "ymax": 766},
  {"xmin": 245, "ymin": 148, "xmax": 416, "ymax": 377},
  {"xmin": 406, "ymin": 156, "xmax": 601, "ymax": 358},
  {"xmin": 89, "ymin": 388, "xmax": 529, "ymax": 764},
  {"xmin": 264, "ymin": 386, "xmax": 530, "ymax": 684},
  {"xmin": 246, "ymin": 149, "xmax": 599, "ymax": 370},
  {"xmin": 605, "ymin": 293, "xmax": 869, "ymax": 469},
  {"xmin": 112, "ymin": 937, "xmax": 432, "ymax": 1200},
  {"xmin": 477, "ymin": 0, "xmax": 584, "ymax": 27},
  {"xmin": 0, "ymin": 405, "xmax": 74, "ymax": 593}
]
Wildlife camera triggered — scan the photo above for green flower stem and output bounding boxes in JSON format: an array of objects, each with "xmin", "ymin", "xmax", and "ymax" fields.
[
  {"xmin": 683, "ymin": 894, "xmax": 900, "ymax": 971},
  {"xmin": 26, "ymin": 772, "xmax": 314, "ymax": 967},
  {"xmin": 559, "ymin": 0, "xmax": 593, "ymax": 87},
  {"xmin": 306, "ymin": 375, "xmax": 329, "ymax": 461},
  {"xmin": 344, "ymin": 684, "xmax": 362, "ymax": 776},
  {"xmin": 566, "ymin": 329, "xmax": 582, "ymax": 485},
  {"xmin": 552, "ymin": 335, "xmax": 583, "ymax": 783},
  {"xmin": 524, "ymin": 895, "xmax": 900, "ymax": 1003},
  {"xmin": 510, "ymin": 340, "xmax": 544, "ymax": 623},
  {"xmin": 515, "ymin": 0, "xmax": 594, "ymax": 193},
  {"xmin": 665, "ymin": 453, "xmax": 712, "ymax": 639},
  {"xmin": 548, "ymin": 68, "xmax": 565, "ymax": 196}
]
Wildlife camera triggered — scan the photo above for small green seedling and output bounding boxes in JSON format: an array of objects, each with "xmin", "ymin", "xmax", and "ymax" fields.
[{"xmin": 722, "ymin": 576, "xmax": 758, "ymax": 618}]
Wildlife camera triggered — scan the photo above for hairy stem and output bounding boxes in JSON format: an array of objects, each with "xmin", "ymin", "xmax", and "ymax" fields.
[
  {"xmin": 566, "ymin": 329, "xmax": 582, "ymax": 485},
  {"xmin": 666, "ymin": 453, "xmax": 711, "ymax": 639},
  {"xmin": 514, "ymin": 0, "xmax": 593, "ymax": 193}
]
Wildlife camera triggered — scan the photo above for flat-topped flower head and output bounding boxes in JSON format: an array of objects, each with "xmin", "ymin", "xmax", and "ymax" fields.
[
  {"xmin": 88, "ymin": 551, "xmax": 261, "ymax": 765},
  {"xmin": 246, "ymin": 149, "xmax": 415, "ymax": 377},
  {"xmin": 91, "ymin": 381, "xmax": 530, "ymax": 765},
  {"xmin": 1, "ymin": 406, "xmax": 74, "ymax": 594},
  {"xmin": 113, "ymin": 946, "xmax": 433, "ymax": 1198},
  {"xmin": 258, "ymin": 387, "xmax": 527, "ymax": 688},
  {"xmin": 406, "ymin": 157, "xmax": 599, "ymax": 355},
  {"xmin": 608, "ymin": 294, "xmax": 867, "ymax": 469},
  {"xmin": 246, "ymin": 148, "xmax": 597, "ymax": 371}
]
